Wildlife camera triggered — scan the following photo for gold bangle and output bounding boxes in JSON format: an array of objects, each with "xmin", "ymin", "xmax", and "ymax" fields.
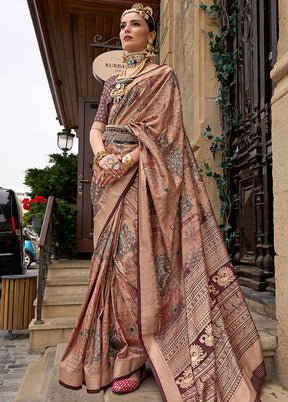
[
  {"xmin": 94, "ymin": 151, "xmax": 109, "ymax": 166},
  {"xmin": 121, "ymin": 153, "xmax": 134, "ymax": 168}
]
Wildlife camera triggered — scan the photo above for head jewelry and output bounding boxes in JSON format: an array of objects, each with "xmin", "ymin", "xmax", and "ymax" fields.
[{"xmin": 121, "ymin": 3, "xmax": 155, "ymax": 29}]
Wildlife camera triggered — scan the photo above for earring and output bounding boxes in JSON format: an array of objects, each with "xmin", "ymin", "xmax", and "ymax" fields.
[
  {"xmin": 121, "ymin": 49, "xmax": 128, "ymax": 63},
  {"xmin": 144, "ymin": 39, "xmax": 155, "ymax": 59}
]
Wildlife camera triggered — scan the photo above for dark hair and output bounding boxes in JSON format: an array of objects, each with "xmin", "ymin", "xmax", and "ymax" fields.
[
  {"xmin": 146, "ymin": 17, "xmax": 155, "ymax": 32},
  {"xmin": 145, "ymin": 16, "xmax": 157, "ymax": 47}
]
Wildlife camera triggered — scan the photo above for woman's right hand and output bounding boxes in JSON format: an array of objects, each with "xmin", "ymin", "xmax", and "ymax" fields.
[{"xmin": 96, "ymin": 154, "xmax": 127, "ymax": 187}]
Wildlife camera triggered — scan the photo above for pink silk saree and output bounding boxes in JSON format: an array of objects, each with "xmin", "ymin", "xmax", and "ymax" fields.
[{"xmin": 59, "ymin": 65, "xmax": 265, "ymax": 401}]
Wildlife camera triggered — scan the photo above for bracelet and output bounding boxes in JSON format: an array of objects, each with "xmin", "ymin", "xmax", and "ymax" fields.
[
  {"xmin": 121, "ymin": 153, "xmax": 134, "ymax": 168},
  {"xmin": 94, "ymin": 150, "xmax": 109, "ymax": 166}
]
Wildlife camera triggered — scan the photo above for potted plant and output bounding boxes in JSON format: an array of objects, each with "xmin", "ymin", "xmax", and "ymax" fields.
[{"xmin": 22, "ymin": 196, "xmax": 48, "ymax": 230}]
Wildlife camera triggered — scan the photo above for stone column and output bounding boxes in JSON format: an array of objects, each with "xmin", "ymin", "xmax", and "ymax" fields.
[
  {"xmin": 159, "ymin": 0, "xmax": 222, "ymax": 217},
  {"xmin": 270, "ymin": 0, "xmax": 288, "ymax": 388}
]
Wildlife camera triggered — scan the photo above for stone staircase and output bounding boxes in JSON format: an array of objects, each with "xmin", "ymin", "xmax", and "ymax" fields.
[
  {"xmin": 15, "ymin": 336, "xmax": 284, "ymax": 401},
  {"xmin": 21, "ymin": 259, "xmax": 281, "ymax": 400},
  {"xmin": 29, "ymin": 260, "xmax": 90, "ymax": 353},
  {"xmin": 15, "ymin": 343, "xmax": 162, "ymax": 401}
]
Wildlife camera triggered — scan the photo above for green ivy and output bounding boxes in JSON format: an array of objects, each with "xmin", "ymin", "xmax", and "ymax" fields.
[{"xmin": 199, "ymin": 1, "xmax": 241, "ymax": 251}]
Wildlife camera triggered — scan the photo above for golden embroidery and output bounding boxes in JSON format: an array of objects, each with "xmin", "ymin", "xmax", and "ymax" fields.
[
  {"xmin": 200, "ymin": 324, "xmax": 215, "ymax": 347},
  {"xmin": 190, "ymin": 344, "xmax": 207, "ymax": 368},
  {"xmin": 212, "ymin": 266, "xmax": 234, "ymax": 287},
  {"xmin": 176, "ymin": 366, "xmax": 194, "ymax": 389}
]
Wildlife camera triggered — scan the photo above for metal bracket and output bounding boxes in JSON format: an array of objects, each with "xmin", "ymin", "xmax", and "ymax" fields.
[{"xmin": 91, "ymin": 35, "xmax": 122, "ymax": 50}]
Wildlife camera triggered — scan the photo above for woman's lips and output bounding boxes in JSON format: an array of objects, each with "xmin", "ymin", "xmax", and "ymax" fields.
[{"xmin": 124, "ymin": 35, "xmax": 132, "ymax": 40}]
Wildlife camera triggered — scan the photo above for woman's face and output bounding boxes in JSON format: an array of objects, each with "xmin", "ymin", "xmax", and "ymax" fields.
[{"xmin": 120, "ymin": 12, "xmax": 155, "ymax": 53}]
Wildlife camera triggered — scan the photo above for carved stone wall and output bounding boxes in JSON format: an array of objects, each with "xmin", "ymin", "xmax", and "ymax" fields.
[
  {"xmin": 271, "ymin": 0, "xmax": 288, "ymax": 387},
  {"xmin": 159, "ymin": 0, "xmax": 222, "ymax": 218}
]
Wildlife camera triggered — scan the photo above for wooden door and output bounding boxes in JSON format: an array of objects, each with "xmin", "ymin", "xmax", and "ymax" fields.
[
  {"xmin": 225, "ymin": 0, "xmax": 278, "ymax": 292},
  {"xmin": 76, "ymin": 97, "xmax": 99, "ymax": 253}
]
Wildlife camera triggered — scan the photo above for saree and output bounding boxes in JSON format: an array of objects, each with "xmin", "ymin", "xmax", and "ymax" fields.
[{"xmin": 59, "ymin": 65, "xmax": 265, "ymax": 401}]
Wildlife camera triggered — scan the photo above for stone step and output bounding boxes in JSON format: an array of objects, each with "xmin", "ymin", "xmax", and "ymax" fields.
[
  {"xmin": 242, "ymin": 285, "xmax": 276, "ymax": 319},
  {"xmin": 34, "ymin": 296, "xmax": 84, "ymax": 318},
  {"xmin": 47, "ymin": 259, "xmax": 90, "ymax": 280},
  {"xmin": 14, "ymin": 347, "xmax": 55, "ymax": 401},
  {"xmin": 44, "ymin": 277, "xmax": 89, "ymax": 297},
  {"xmin": 47, "ymin": 343, "xmax": 161, "ymax": 402},
  {"xmin": 17, "ymin": 341, "xmax": 288, "ymax": 402},
  {"xmin": 29, "ymin": 317, "xmax": 76, "ymax": 353},
  {"xmin": 251, "ymin": 311, "xmax": 277, "ymax": 381}
]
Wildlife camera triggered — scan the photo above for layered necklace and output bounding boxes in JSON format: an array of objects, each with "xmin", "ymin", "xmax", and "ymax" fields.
[{"xmin": 110, "ymin": 52, "xmax": 148, "ymax": 103}]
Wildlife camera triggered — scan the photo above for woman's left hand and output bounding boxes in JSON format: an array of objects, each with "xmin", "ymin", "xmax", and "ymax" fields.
[{"xmin": 96, "ymin": 162, "xmax": 128, "ymax": 188}]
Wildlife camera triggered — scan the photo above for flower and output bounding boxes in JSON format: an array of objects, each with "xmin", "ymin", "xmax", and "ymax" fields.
[{"xmin": 22, "ymin": 196, "xmax": 48, "ymax": 226}]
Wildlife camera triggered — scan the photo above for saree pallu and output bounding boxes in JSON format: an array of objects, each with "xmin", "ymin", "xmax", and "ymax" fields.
[{"xmin": 59, "ymin": 65, "xmax": 265, "ymax": 401}]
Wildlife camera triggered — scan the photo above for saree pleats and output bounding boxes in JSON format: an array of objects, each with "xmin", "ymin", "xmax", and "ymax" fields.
[{"xmin": 59, "ymin": 65, "xmax": 265, "ymax": 400}]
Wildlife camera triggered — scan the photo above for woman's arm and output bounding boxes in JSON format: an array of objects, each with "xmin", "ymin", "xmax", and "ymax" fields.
[{"xmin": 90, "ymin": 121, "xmax": 106, "ymax": 154}]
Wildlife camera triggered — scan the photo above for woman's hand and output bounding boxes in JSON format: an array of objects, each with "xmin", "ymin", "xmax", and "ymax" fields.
[{"xmin": 96, "ymin": 154, "xmax": 128, "ymax": 187}]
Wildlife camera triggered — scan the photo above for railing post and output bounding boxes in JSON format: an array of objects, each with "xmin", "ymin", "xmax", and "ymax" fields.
[{"xmin": 34, "ymin": 196, "xmax": 54, "ymax": 325}]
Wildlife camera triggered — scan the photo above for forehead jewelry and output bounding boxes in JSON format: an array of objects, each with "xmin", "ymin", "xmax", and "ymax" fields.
[{"xmin": 121, "ymin": 3, "xmax": 155, "ymax": 27}]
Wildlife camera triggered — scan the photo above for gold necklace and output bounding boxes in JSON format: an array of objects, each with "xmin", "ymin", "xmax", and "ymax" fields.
[{"xmin": 110, "ymin": 59, "xmax": 147, "ymax": 103}]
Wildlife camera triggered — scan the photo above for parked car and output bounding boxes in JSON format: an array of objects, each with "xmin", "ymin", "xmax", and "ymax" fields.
[
  {"xmin": 0, "ymin": 187, "xmax": 26, "ymax": 276},
  {"xmin": 24, "ymin": 227, "xmax": 39, "ymax": 268}
]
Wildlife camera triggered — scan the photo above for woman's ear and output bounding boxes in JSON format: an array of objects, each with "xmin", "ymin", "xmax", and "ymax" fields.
[{"xmin": 149, "ymin": 31, "xmax": 156, "ymax": 42}]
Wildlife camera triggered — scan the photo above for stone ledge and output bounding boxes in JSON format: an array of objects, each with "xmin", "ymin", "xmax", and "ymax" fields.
[
  {"xmin": 45, "ymin": 278, "xmax": 89, "ymax": 286},
  {"xmin": 29, "ymin": 317, "xmax": 75, "ymax": 330},
  {"xmin": 242, "ymin": 286, "xmax": 276, "ymax": 319},
  {"xmin": 49, "ymin": 260, "xmax": 91, "ymax": 268},
  {"xmin": 35, "ymin": 296, "xmax": 85, "ymax": 306},
  {"xmin": 15, "ymin": 360, "xmax": 48, "ymax": 401}
]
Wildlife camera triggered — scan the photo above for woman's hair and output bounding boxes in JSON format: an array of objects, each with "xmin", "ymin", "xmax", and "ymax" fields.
[{"xmin": 146, "ymin": 17, "xmax": 155, "ymax": 32}]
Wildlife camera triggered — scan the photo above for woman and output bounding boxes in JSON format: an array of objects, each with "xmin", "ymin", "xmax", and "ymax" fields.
[{"xmin": 59, "ymin": 4, "xmax": 265, "ymax": 400}]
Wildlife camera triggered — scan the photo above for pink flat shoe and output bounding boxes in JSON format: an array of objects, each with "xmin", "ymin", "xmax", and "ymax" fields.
[{"xmin": 112, "ymin": 366, "xmax": 147, "ymax": 394}]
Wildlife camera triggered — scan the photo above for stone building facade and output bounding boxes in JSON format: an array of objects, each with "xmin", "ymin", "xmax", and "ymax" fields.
[{"xmin": 160, "ymin": 0, "xmax": 288, "ymax": 388}]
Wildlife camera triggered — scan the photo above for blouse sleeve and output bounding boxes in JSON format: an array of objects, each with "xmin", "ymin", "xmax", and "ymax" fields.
[{"xmin": 94, "ymin": 76, "xmax": 115, "ymax": 124}]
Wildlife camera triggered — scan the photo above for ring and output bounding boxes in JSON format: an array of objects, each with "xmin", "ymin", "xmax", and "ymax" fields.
[
  {"xmin": 107, "ymin": 157, "xmax": 120, "ymax": 171},
  {"xmin": 107, "ymin": 157, "xmax": 116, "ymax": 169},
  {"xmin": 101, "ymin": 172, "xmax": 109, "ymax": 180}
]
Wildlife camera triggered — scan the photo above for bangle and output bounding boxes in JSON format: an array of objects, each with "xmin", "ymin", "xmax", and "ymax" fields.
[
  {"xmin": 94, "ymin": 150, "xmax": 109, "ymax": 166},
  {"xmin": 121, "ymin": 153, "xmax": 134, "ymax": 168}
]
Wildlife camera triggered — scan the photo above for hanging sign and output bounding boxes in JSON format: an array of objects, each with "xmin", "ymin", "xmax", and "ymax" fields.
[{"xmin": 92, "ymin": 50, "xmax": 124, "ymax": 83}]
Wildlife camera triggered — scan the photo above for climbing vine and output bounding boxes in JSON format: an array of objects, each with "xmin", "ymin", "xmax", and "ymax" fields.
[{"xmin": 198, "ymin": 1, "xmax": 241, "ymax": 252}]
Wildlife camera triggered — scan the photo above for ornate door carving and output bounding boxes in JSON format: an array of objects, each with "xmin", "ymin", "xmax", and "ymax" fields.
[{"xmin": 225, "ymin": 0, "xmax": 278, "ymax": 291}]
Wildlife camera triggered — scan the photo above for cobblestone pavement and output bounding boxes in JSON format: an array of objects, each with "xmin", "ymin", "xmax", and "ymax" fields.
[
  {"xmin": 0, "ymin": 329, "xmax": 43, "ymax": 402},
  {"xmin": 0, "ymin": 265, "xmax": 41, "ymax": 402}
]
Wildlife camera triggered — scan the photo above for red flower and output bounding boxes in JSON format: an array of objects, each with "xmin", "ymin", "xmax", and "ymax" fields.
[{"xmin": 22, "ymin": 196, "xmax": 47, "ymax": 209}]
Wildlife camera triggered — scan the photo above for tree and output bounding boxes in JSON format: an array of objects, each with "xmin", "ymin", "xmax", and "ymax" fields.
[
  {"xmin": 24, "ymin": 153, "xmax": 78, "ymax": 259},
  {"xmin": 24, "ymin": 153, "xmax": 77, "ymax": 203}
]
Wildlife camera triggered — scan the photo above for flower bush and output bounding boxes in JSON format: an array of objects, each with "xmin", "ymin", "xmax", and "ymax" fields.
[{"xmin": 22, "ymin": 195, "xmax": 48, "ymax": 227}]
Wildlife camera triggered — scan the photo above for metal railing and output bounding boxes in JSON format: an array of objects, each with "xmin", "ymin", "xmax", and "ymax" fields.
[{"xmin": 34, "ymin": 196, "xmax": 54, "ymax": 324}]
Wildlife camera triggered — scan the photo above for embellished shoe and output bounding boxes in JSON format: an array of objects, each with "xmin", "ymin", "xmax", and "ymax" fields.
[{"xmin": 112, "ymin": 366, "xmax": 147, "ymax": 394}]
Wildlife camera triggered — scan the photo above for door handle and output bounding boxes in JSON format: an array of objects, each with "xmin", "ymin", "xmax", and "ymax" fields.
[{"xmin": 78, "ymin": 174, "xmax": 90, "ymax": 195}]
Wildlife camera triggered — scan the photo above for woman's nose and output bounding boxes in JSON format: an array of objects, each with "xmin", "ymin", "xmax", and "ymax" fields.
[{"xmin": 124, "ymin": 24, "xmax": 131, "ymax": 33}]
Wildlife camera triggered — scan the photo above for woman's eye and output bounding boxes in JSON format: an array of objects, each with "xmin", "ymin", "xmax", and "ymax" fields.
[
  {"xmin": 133, "ymin": 22, "xmax": 140, "ymax": 26},
  {"xmin": 120, "ymin": 24, "xmax": 125, "ymax": 30}
]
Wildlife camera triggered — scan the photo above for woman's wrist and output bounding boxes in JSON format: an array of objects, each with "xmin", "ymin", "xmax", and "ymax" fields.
[
  {"xmin": 121, "ymin": 153, "xmax": 134, "ymax": 168},
  {"xmin": 94, "ymin": 150, "xmax": 110, "ymax": 166}
]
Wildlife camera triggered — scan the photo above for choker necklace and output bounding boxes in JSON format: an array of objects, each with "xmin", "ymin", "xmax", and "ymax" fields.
[
  {"xmin": 125, "ymin": 52, "xmax": 147, "ymax": 68},
  {"xmin": 110, "ymin": 58, "xmax": 148, "ymax": 103}
]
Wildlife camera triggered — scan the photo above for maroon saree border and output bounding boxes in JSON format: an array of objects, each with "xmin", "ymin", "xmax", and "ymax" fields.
[{"xmin": 136, "ymin": 174, "xmax": 168, "ymax": 402}]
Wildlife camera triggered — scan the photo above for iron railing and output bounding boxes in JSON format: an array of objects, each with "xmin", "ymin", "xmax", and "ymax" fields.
[{"xmin": 34, "ymin": 196, "xmax": 54, "ymax": 324}]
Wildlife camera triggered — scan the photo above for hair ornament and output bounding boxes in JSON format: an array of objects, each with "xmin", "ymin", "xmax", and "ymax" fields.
[{"xmin": 121, "ymin": 3, "xmax": 154, "ymax": 26}]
